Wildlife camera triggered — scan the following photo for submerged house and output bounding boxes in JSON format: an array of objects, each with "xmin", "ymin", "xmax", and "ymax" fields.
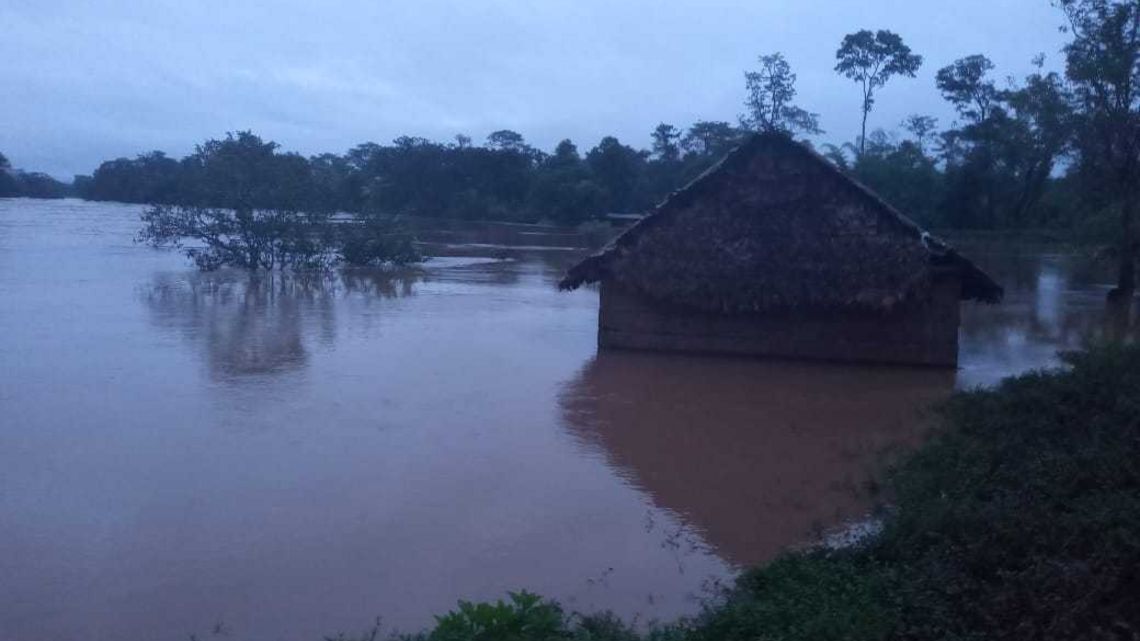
[{"xmin": 559, "ymin": 133, "xmax": 1002, "ymax": 367}]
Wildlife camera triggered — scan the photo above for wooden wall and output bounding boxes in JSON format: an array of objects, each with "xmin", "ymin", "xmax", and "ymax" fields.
[{"xmin": 597, "ymin": 277, "xmax": 962, "ymax": 367}]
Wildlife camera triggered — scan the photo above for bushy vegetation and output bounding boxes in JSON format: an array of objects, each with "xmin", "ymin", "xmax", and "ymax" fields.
[
  {"xmin": 349, "ymin": 344, "xmax": 1140, "ymax": 641},
  {"xmin": 0, "ymin": 151, "xmax": 71, "ymax": 199},
  {"xmin": 874, "ymin": 345, "xmax": 1140, "ymax": 640},
  {"xmin": 80, "ymin": 127, "xmax": 740, "ymax": 226},
  {"xmin": 136, "ymin": 132, "xmax": 421, "ymax": 271}
]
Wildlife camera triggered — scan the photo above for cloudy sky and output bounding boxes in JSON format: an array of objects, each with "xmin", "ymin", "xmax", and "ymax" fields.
[{"xmin": 2, "ymin": 0, "xmax": 1067, "ymax": 178}]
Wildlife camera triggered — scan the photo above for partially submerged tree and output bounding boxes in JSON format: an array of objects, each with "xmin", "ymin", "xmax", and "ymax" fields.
[
  {"xmin": 835, "ymin": 29, "xmax": 924, "ymax": 156},
  {"xmin": 138, "ymin": 131, "xmax": 419, "ymax": 271},
  {"xmin": 743, "ymin": 53, "xmax": 822, "ymax": 136}
]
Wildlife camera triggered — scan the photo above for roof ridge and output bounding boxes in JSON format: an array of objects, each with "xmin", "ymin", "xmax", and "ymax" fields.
[{"xmin": 559, "ymin": 132, "xmax": 1002, "ymax": 306}]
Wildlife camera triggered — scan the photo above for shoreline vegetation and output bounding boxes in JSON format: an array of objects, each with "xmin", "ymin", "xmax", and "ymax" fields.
[
  {"xmin": 2, "ymin": 2, "xmax": 1135, "ymax": 255},
  {"xmin": 133, "ymin": 133, "xmax": 424, "ymax": 270},
  {"xmin": 6, "ymin": 1, "xmax": 1139, "ymax": 287},
  {"xmin": 308, "ymin": 344, "xmax": 1138, "ymax": 641}
]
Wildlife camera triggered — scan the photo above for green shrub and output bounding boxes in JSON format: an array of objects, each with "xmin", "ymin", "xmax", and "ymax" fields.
[{"xmin": 686, "ymin": 554, "xmax": 894, "ymax": 641}]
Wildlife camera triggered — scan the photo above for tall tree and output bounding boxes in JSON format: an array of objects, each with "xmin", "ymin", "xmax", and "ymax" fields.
[
  {"xmin": 937, "ymin": 55, "xmax": 1000, "ymax": 124},
  {"xmin": 998, "ymin": 66, "xmax": 1074, "ymax": 227},
  {"xmin": 937, "ymin": 55, "xmax": 1002, "ymax": 227},
  {"xmin": 835, "ymin": 29, "xmax": 924, "ymax": 156},
  {"xmin": 743, "ymin": 53, "xmax": 822, "ymax": 136},
  {"xmin": 650, "ymin": 123, "xmax": 682, "ymax": 162},
  {"xmin": 1057, "ymin": 0, "xmax": 1140, "ymax": 296}
]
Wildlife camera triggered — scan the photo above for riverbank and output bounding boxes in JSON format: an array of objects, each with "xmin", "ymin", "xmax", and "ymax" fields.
[{"xmin": 376, "ymin": 344, "xmax": 1140, "ymax": 641}]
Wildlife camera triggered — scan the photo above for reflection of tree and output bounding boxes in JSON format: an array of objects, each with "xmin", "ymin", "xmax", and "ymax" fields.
[
  {"xmin": 143, "ymin": 269, "xmax": 420, "ymax": 379},
  {"xmin": 340, "ymin": 268, "xmax": 423, "ymax": 298},
  {"xmin": 559, "ymin": 352, "xmax": 953, "ymax": 568},
  {"xmin": 955, "ymin": 246, "xmax": 1126, "ymax": 384}
]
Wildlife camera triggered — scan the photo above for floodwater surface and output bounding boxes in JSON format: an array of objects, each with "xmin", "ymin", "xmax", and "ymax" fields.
[{"xmin": 0, "ymin": 199, "xmax": 1122, "ymax": 640}]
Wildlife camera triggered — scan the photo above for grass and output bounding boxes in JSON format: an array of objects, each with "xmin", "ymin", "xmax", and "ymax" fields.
[{"xmin": 332, "ymin": 345, "xmax": 1140, "ymax": 641}]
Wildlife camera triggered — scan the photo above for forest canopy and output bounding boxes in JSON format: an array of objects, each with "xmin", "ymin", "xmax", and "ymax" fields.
[{"xmin": 7, "ymin": 1, "xmax": 1138, "ymax": 285}]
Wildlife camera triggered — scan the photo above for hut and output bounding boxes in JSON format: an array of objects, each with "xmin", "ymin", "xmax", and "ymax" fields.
[{"xmin": 559, "ymin": 133, "xmax": 1003, "ymax": 367}]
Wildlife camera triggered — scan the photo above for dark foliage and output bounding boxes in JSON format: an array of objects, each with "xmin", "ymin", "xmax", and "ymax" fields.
[
  {"xmin": 136, "ymin": 132, "xmax": 420, "ymax": 271},
  {"xmin": 34, "ymin": 2, "xmax": 1137, "ymax": 254},
  {"xmin": 0, "ymin": 151, "xmax": 72, "ymax": 199},
  {"xmin": 79, "ymin": 125, "xmax": 740, "ymax": 227},
  {"xmin": 876, "ymin": 345, "xmax": 1140, "ymax": 639}
]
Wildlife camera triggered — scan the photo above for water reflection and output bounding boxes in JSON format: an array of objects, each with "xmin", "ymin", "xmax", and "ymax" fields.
[
  {"xmin": 142, "ymin": 269, "xmax": 422, "ymax": 379},
  {"xmin": 954, "ymin": 245, "xmax": 1126, "ymax": 386},
  {"xmin": 340, "ymin": 267, "xmax": 425, "ymax": 298},
  {"xmin": 8, "ymin": 199, "xmax": 1140, "ymax": 641},
  {"xmin": 559, "ymin": 351, "xmax": 954, "ymax": 568}
]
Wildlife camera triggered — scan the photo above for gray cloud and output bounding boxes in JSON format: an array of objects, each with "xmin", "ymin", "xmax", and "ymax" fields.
[{"xmin": 1, "ymin": 0, "xmax": 1067, "ymax": 178}]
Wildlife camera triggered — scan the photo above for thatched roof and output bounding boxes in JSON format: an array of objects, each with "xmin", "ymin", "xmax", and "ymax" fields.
[{"xmin": 560, "ymin": 133, "xmax": 1002, "ymax": 313}]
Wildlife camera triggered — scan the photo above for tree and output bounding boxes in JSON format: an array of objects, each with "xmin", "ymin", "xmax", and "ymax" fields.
[
  {"xmin": 549, "ymin": 139, "xmax": 581, "ymax": 168},
  {"xmin": 902, "ymin": 114, "xmax": 940, "ymax": 155},
  {"xmin": 528, "ymin": 139, "xmax": 608, "ymax": 224},
  {"xmin": 650, "ymin": 123, "xmax": 682, "ymax": 162},
  {"xmin": 0, "ymin": 151, "xmax": 17, "ymax": 197},
  {"xmin": 1057, "ymin": 0, "xmax": 1140, "ymax": 296},
  {"xmin": 937, "ymin": 55, "xmax": 1000, "ymax": 124},
  {"xmin": 681, "ymin": 121, "xmax": 745, "ymax": 158},
  {"xmin": 997, "ymin": 68, "xmax": 1074, "ymax": 227},
  {"xmin": 835, "ymin": 30, "xmax": 923, "ymax": 156},
  {"xmin": 586, "ymin": 136, "xmax": 647, "ymax": 213},
  {"xmin": 87, "ymin": 151, "xmax": 183, "ymax": 204},
  {"xmin": 486, "ymin": 130, "xmax": 528, "ymax": 153},
  {"xmin": 309, "ymin": 152, "xmax": 358, "ymax": 212},
  {"xmin": 743, "ymin": 53, "xmax": 822, "ymax": 136},
  {"xmin": 139, "ymin": 132, "xmax": 325, "ymax": 270},
  {"xmin": 852, "ymin": 130, "xmax": 944, "ymax": 226},
  {"xmin": 14, "ymin": 172, "xmax": 70, "ymax": 199},
  {"xmin": 937, "ymin": 55, "xmax": 1003, "ymax": 228},
  {"xmin": 0, "ymin": 152, "xmax": 72, "ymax": 199},
  {"xmin": 931, "ymin": 55, "xmax": 1074, "ymax": 230},
  {"xmin": 138, "ymin": 132, "xmax": 418, "ymax": 271}
]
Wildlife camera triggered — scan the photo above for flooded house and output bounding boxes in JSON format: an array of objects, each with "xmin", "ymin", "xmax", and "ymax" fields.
[{"xmin": 560, "ymin": 133, "xmax": 1003, "ymax": 367}]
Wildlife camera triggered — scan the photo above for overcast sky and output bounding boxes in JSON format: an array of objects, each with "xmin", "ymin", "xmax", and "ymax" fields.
[{"xmin": 2, "ymin": 0, "xmax": 1068, "ymax": 178}]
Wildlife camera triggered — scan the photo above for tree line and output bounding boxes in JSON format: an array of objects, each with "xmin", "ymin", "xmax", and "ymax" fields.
[
  {"xmin": 7, "ymin": 1, "xmax": 1139, "ymax": 287},
  {"xmin": 78, "ymin": 125, "xmax": 745, "ymax": 226},
  {"xmin": 0, "ymin": 152, "xmax": 72, "ymax": 199}
]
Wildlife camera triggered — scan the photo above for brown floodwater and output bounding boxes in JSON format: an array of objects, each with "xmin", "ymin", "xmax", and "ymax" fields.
[{"xmin": 0, "ymin": 199, "xmax": 1127, "ymax": 640}]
